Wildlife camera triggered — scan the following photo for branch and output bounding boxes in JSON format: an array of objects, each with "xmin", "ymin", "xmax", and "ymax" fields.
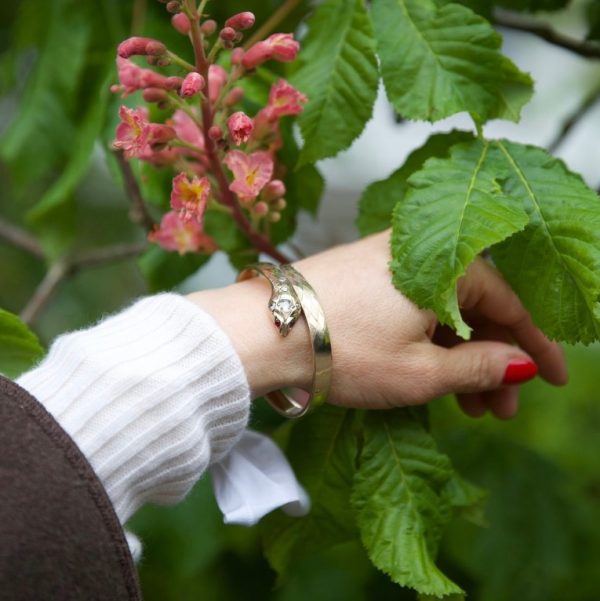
[
  {"xmin": 548, "ymin": 84, "xmax": 600, "ymax": 153},
  {"xmin": 115, "ymin": 151, "xmax": 156, "ymax": 231},
  {"xmin": 20, "ymin": 242, "xmax": 147, "ymax": 325},
  {"xmin": 0, "ymin": 217, "xmax": 44, "ymax": 259},
  {"xmin": 495, "ymin": 14, "xmax": 600, "ymax": 59},
  {"xmin": 20, "ymin": 263, "xmax": 69, "ymax": 325}
]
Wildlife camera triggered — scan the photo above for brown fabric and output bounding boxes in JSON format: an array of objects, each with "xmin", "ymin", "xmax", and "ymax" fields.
[{"xmin": 0, "ymin": 376, "xmax": 141, "ymax": 601}]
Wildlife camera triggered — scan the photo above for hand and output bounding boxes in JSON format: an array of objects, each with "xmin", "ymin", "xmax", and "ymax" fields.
[{"xmin": 189, "ymin": 230, "xmax": 567, "ymax": 419}]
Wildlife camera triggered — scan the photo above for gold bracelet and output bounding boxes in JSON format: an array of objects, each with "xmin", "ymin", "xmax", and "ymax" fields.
[{"xmin": 237, "ymin": 262, "xmax": 332, "ymax": 418}]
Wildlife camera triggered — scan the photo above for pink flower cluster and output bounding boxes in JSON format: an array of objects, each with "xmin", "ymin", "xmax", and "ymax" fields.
[{"xmin": 112, "ymin": 4, "xmax": 306, "ymax": 256}]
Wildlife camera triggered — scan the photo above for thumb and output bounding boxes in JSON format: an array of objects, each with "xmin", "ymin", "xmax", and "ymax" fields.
[{"xmin": 425, "ymin": 341, "xmax": 538, "ymax": 397}]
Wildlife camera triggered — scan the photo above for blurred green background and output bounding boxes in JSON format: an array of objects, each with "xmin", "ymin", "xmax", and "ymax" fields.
[{"xmin": 2, "ymin": 1, "xmax": 600, "ymax": 599}]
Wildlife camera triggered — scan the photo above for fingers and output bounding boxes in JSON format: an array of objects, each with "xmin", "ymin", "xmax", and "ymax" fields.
[
  {"xmin": 457, "ymin": 386, "xmax": 519, "ymax": 420},
  {"xmin": 423, "ymin": 339, "xmax": 537, "ymax": 398},
  {"xmin": 457, "ymin": 259, "xmax": 568, "ymax": 386}
]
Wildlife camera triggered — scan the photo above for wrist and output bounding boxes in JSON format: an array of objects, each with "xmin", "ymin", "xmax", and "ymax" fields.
[{"xmin": 187, "ymin": 278, "xmax": 313, "ymax": 398}]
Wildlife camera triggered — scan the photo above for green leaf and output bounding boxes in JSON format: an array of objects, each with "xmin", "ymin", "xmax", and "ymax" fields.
[
  {"xmin": 390, "ymin": 139, "xmax": 529, "ymax": 339},
  {"xmin": 27, "ymin": 67, "xmax": 113, "ymax": 224},
  {"xmin": 442, "ymin": 473, "xmax": 488, "ymax": 527},
  {"xmin": 294, "ymin": 0, "xmax": 379, "ymax": 165},
  {"xmin": 261, "ymin": 406, "xmax": 358, "ymax": 578},
  {"xmin": 138, "ymin": 246, "xmax": 211, "ymax": 293},
  {"xmin": 351, "ymin": 409, "xmax": 462, "ymax": 597},
  {"xmin": 1, "ymin": 0, "xmax": 92, "ymax": 185},
  {"xmin": 357, "ymin": 131, "xmax": 474, "ymax": 237},
  {"xmin": 371, "ymin": 0, "xmax": 533, "ymax": 125},
  {"xmin": 488, "ymin": 140, "xmax": 600, "ymax": 344},
  {"xmin": 0, "ymin": 308, "xmax": 44, "ymax": 378}
]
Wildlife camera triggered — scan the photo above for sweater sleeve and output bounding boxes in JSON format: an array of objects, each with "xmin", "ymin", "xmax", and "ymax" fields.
[{"xmin": 16, "ymin": 293, "xmax": 251, "ymax": 526}]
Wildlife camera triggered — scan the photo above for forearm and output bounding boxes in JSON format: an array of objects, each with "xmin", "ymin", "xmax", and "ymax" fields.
[{"xmin": 188, "ymin": 277, "xmax": 313, "ymax": 399}]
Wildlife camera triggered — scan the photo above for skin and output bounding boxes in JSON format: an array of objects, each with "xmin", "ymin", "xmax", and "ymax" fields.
[{"xmin": 188, "ymin": 230, "xmax": 568, "ymax": 419}]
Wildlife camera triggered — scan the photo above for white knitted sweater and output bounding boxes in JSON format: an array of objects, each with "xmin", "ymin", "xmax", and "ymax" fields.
[
  {"xmin": 17, "ymin": 294, "xmax": 251, "ymax": 522},
  {"xmin": 17, "ymin": 293, "xmax": 309, "ymax": 559}
]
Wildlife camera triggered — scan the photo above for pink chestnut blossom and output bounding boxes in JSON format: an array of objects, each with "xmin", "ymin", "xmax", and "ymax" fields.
[
  {"xmin": 208, "ymin": 65, "xmax": 228, "ymax": 103},
  {"xmin": 224, "ymin": 87, "xmax": 244, "ymax": 107},
  {"xmin": 113, "ymin": 106, "xmax": 151, "ymax": 158},
  {"xmin": 225, "ymin": 12, "xmax": 255, "ymax": 31},
  {"xmin": 169, "ymin": 109, "xmax": 204, "ymax": 150},
  {"xmin": 118, "ymin": 37, "xmax": 166, "ymax": 58},
  {"xmin": 262, "ymin": 179, "xmax": 286, "ymax": 201},
  {"xmin": 223, "ymin": 150, "xmax": 274, "ymax": 203},
  {"xmin": 180, "ymin": 72, "xmax": 205, "ymax": 97},
  {"xmin": 268, "ymin": 34, "xmax": 300, "ymax": 62},
  {"xmin": 242, "ymin": 33, "xmax": 299, "ymax": 70},
  {"xmin": 263, "ymin": 79, "xmax": 307, "ymax": 120},
  {"xmin": 227, "ymin": 112, "xmax": 254, "ymax": 146},
  {"xmin": 113, "ymin": 106, "xmax": 175, "ymax": 159},
  {"xmin": 220, "ymin": 27, "xmax": 237, "ymax": 42},
  {"xmin": 116, "ymin": 57, "xmax": 172, "ymax": 96},
  {"xmin": 148, "ymin": 211, "xmax": 217, "ymax": 255},
  {"xmin": 170, "ymin": 172, "xmax": 211, "ymax": 223},
  {"xmin": 171, "ymin": 13, "xmax": 191, "ymax": 35}
]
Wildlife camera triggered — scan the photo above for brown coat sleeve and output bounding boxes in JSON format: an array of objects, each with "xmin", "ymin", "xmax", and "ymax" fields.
[{"xmin": 0, "ymin": 376, "xmax": 141, "ymax": 601}]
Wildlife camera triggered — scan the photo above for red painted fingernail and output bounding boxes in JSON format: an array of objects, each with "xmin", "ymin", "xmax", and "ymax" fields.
[{"xmin": 502, "ymin": 359, "xmax": 538, "ymax": 384}]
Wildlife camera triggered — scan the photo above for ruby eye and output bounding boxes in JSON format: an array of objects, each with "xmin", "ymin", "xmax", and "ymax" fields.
[{"xmin": 274, "ymin": 318, "xmax": 281, "ymax": 327}]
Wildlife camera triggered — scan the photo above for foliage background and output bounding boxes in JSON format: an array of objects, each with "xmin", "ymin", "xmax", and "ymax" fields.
[{"xmin": 1, "ymin": 0, "xmax": 600, "ymax": 599}]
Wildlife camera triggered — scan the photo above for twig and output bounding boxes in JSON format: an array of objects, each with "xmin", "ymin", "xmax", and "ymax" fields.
[
  {"xmin": 495, "ymin": 14, "xmax": 600, "ymax": 59},
  {"xmin": 244, "ymin": 0, "xmax": 304, "ymax": 49},
  {"xmin": 20, "ymin": 263, "xmax": 69, "ymax": 325},
  {"xmin": 73, "ymin": 242, "xmax": 148, "ymax": 270},
  {"xmin": 20, "ymin": 242, "xmax": 147, "ymax": 325},
  {"xmin": 548, "ymin": 84, "xmax": 600, "ymax": 153},
  {"xmin": 0, "ymin": 217, "xmax": 44, "ymax": 259},
  {"xmin": 115, "ymin": 152, "xmax": 156, "ymax": 232}
]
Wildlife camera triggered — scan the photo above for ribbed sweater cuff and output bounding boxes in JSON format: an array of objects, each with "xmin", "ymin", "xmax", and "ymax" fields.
[{"xmin": 17, "ymin": 293, "xmax": 250, "ymax": 524}]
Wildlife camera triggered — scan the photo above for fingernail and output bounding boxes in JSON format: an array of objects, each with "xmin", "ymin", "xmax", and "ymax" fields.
[{"xmin": 502, "ymin": 359, "xmax": 538, "ymax": 384}]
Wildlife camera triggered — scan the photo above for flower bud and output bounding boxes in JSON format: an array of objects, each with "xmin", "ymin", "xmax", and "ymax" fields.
[
  {"xmin": 201, "ymin": 19, "xmax": 217, "ymax": 35},
  {"xmin": 224, "ymin": 87, "xmax": 244, "ymax": 107},
  {"xmin": 262, "ymin": 179, "xmax": 286, "ymax": 201},
  {"xmin": 146, "ymin": 40, "xmax": 167, "ymax": 56},
  {"xmin": 225, "ymin": 12, "xmax": 255, "ymax": 31},
  {"xmin": 166, "ymin": 1, "xmax": 181, "ymax": 14},
  {"xmin": 180, "ymin": 72, "xmax": 205, "ymax": 97},
  {"xmin": 269, "ymin": 211, "xmax": 281, "ymax": 222},
  {"xmin": 146, "ymin": 55, "xmax": 158, "ymax": 65},
  {"xmin": 227, "ymin": 111, "xmax": 254, "ymax": 146},
  {"xmin": 231, "ymin": 47, "xmax": 244, "ymax": 66},
  {"xmin": 208, "ymin": 125, "xmax": 223, "ymax": 140},
  {"xmin": 156, "ymin": 56, "xmax": 171, "ymax": 67},
  {"xmin": 253, "ymin": 201, "xmax": 269, "ymax": 216},
  {"xmin": 118, "ymin": 37, "xmax": 166, "ymax": 59},
  {"xmin": 162, "ymin": 77, "xmax": 181, "ymax": 92},
  {"xmin": 267, "ymin": 33, "xmax": 299, "ymax": 62},
  {"xmin": 220, "ymin": 27, "xmax": 237, "ymax": 42},
  {"xmin": 275, "ymin": 198, "xmax": 287, "ymax": 210},
  {"xmin": 208, "ymin": 64, "xmax": 228, "ymax": 103},
  {"xmin": 171, "ymin": 13, "xmax": 191, "ymax": 35},
  {"xmin": 242, "ymin": 33, "xmax": 299, "ymax": 69},
  {"xmin": 143, "ymin": 87, "xmax": 169, "ymax": 103}
]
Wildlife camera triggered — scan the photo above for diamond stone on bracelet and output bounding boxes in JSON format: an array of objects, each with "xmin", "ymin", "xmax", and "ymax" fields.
[{"xmin": 268, "ymin": 288, "xmax": 301, "ymax": 337}]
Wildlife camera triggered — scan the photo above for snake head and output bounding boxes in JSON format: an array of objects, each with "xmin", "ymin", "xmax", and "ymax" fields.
[{"xmin": 268, "ymin": 292, "xmax": 301, "ymax": 337}]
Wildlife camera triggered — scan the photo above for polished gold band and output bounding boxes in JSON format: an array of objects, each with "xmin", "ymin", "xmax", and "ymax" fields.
[{"xmin": 237, "ymin": 262, "xmax": 332, "ymax": 418}]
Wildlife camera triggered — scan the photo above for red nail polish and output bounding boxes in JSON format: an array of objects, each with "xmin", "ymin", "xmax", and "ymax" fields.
[{"xmin": 502, "ymin": 359, "xmax": 538, "ymax": 384}]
